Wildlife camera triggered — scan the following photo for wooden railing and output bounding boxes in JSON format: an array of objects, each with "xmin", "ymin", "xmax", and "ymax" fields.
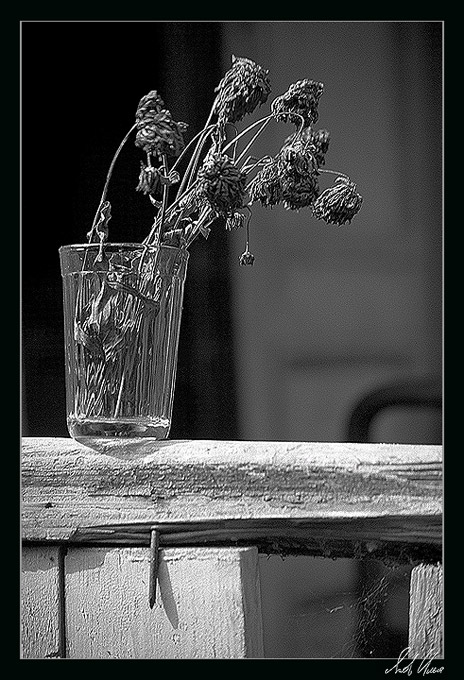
[{"xmin": 21, "ymin": 437, "xmax": 442, "ymax": 659}]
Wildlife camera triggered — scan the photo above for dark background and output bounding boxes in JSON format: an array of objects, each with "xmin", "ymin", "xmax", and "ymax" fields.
[{"xmin": 22, "ymin": 22, "xmax": 239, "ymax": 439}]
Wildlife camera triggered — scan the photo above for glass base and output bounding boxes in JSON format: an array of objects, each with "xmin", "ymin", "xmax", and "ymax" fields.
[{"xmin": 68, "ymin": 416, "xmax": 171, "ymax": 454}]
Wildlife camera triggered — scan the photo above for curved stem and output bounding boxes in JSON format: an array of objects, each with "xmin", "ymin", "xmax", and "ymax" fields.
[
  {"xmin": 174, "ymin": 106, "xmax": 217, "ymax": 199},
  {"xmin": 165, "ymin": 178, "xmax": 202, "ymax": 219},
  {"xmin": 170, "ymin": 123, "xmax": 217, "ymax": 175},
  {"xmin": 235, "ymin": 117, "xmax": 271, "ymax": 166},
  {"xmin": 293, "ymin": 113, "xmax": 307, "ymax": 137},
  {"xmin": 142, "ymin": 177, "xmax": 201, "ymax": 246},
  {"xmin": 176, "ymin": 126, "xmax": 213, "ymax": 198},
  {"xmin": 158, "ymin": 154, "xmax": 170, "ymax": 240},
  {"xmin": 88, "ymin": 122, "xmax": 138, "ymax": 239},
  {"xmin": 318, "ymin": 168, "xmax": 350, "ymax": 180},
  {"xmin": 222, "ymin": 114, "xmax": 274, "ymax": 155},
  {"xmin": 245, "ymin": 208, "xmax": 252, "ymax": 250},
  {"xmin": 184, "ymin": 205, "xmax": 213, "ymax": 248},
  {"xmin": 225, "ymin": 122, "xmax": 239, "ymax": 161},
  {"xmin": 242, "ymin": 155, "xmax": 269, "ymax": 176}
]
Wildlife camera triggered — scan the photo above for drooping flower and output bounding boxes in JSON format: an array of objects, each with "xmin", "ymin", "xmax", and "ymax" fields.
[
  {"xmin": 278, "ymin": 140, "xmax": 320, "ymax": 209},
  {"xmin": 135, "ymin": 90, "xmax": 165, "ymax": 122},
  {"xmin": 279, "ymin": 139, "xmax": 317, "ymax": 176},
  {"xmin": 214, "ymin": 55, "xmax": 271, "ymax": 125},
  {"xmin": 249, "ymin": 138, "xmax": 320, "ymax": 210},
  {"xmin": 239, "ymin": 249, "xmax": 255, "ymax": 266},
  {"xmin": 136, "ymin": 163, "xmax": 162, "ymax": 195},
  {"xmin": 285, "ymin": 127, "xmax": 331, "ymax": 167},
  {"xmin": 312, "ymin": 176, "xmax": 363, "ymax": 225},
  {"xmin": 135, "ymin": 109, "xmax": 188, "ymax": 157},
  {"xmin": 308, "ymin": 129, "xmax": 330, "ymax": 167},
  {"xmin": 248, "ymin": 158, "xmax": 283, "ymax": 208},
  {"xmin": 271, "ymin": 79, "xmax": 324, "ymax": 128},
  {"xmin": 281, "ymin": 175, "xmax": 320, "ymax": 211},
  {"xmin": 197, "ymin": 152, "xmax": 248, "ymax": 216},
  {"xmin": 136, "ymin": 164, "xmax": 180, "ymax": 196},
  {"xmin": 225, "ymin": 211, "xmax": 247, "ymax": 230}
]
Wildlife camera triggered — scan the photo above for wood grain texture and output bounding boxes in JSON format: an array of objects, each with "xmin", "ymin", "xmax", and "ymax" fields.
[
  {"xmin": 22, "ymin": 438, "xmax": 442, "ymax": 552},
  {"xmin": 408, "ymin": 563, "xmax": 443, "ymax": 659},
  {"xmin": 21, "ymin": 546, "xmax": 63, "ymax": 659},
  {"xmin": 64, "ymin": 546, "xmax": 263, "ymax": 659}
]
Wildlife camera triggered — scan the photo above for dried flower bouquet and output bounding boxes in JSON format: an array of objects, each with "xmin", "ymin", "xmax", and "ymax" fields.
[
  {"xmin": 88, "ymin": 55, "xmax": 362, "ymax": 261},
  {"xmin": 61, "ymin": 55, "xmax": 363, "ymax": 442}
]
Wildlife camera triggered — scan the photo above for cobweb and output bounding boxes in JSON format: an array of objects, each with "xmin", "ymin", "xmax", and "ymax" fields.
[{"xmin": 259, "ymin": 555, "xmax": 412, "ymax": 659}]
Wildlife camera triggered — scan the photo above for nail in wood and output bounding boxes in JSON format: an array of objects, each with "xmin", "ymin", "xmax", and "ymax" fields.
[{"xmin": 149, "ymin": 528, "xmax": 160, "ymax": 608}]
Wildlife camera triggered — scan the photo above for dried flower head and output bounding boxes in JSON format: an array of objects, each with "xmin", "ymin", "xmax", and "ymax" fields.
[
  {"xmin": 135, "ymin": 109, "xmax": 188, "ymax": 157},
  {"xmin": 278, "ymin": 140, "xmax": 320, "ymax": 209},
  {"xmin": 248, "ymin": 158, "xmax": 283, "ymax": 208},
  {"xmin": 136, "ymin": 164, "xmax": 180, "ymax": 196},
  {"xmin": 312, "ymin": 176, "xmax": 363, "ymax": 225},
  {"xmin": 281, "ymin": 175, "xmax": 320, "ymax": 210},
  {"xmin": 308, "ymin": 129, "xmax": 330, "ymax": 167},
  {"xmin": 239, "ymin": 249, "xmax": 255, "ymax": 266},
  {"xmin": 135, "ymin": 90, "xmax": 165, "ymax": 122},
  {"xmin": 136, "ymin": 163, "xmax": 162, "ymax": 195},
  {"xmin": 279, "ymin": 139, "xmax": 317, "ymax": 176},
  {"xmin": 214, "ymin": 55, "xmax": 271, "ymax": 125},
  {"xmin": 285, "ymin": 127, "xmax": 331, "ymax": 168},
  {"xmin": 87, "ymin": 56, "xmax": 362, "ymax": 266},
  {"xmin": 225, "ymin": 211, "xmax": 247, "ymax": 230},
  {"xmin": 271, "ymin": 79, "xmax": 324, "ymax": 128},
  {"xmin": 197, "ymin": 152, "xmax": 248, "ymax": 216},
  {"xmin": 249, "ymin": 139, "xmax": 320, "ymax": 210}
]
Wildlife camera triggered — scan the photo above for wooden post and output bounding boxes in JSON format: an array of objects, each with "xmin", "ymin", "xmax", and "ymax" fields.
[
  {"xmin": 64, "ymin": 546, "xmax": 263, "ymax": 659},
  {"xmin": 408, "ymin": 563, "xmax": 443, "ymax": 659},
  {"xmin": 21, "ymin": 546, "xmax": 64, "ymax": 659}
]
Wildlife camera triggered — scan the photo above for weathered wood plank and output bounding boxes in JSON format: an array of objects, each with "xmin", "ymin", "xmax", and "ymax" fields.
[
  {"xmin": 64, "ymin": 546, "xmax": 263, "ymax": 659},
  {"xmin": 22, "ymin": 438, "xmax": 442, "ymax": 552},
  {"xmin": 21, "ymin": 546, "xmax": 63, "ymax": 659},
  {"xmin": 408, "ymin": 563, "xmax": 443, "ymax": 659},
  {"xmin": 65, "ymin": 517, "xmax": 441, "ymax": 564}
]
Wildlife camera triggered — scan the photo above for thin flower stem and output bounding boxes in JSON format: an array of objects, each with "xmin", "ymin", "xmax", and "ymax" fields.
[
  {"xmin": 165, "ymin": 178, "xmax": 201, "ymax": 218},
  {"xmin": 242, "ymin": 156, "xmax": 269, "ymax": 176},
  {"xmin": 222, "ymin": 114, "xmax": 274, "ymax": 155},
  {"xmin": 185, "ymin": 128, "xmax": 214, "ymax": 192},
  {"xmin": 235, "ymin": 117, "xmax": 271, "ymax": 166},
  {"xmin": 225, "ymin": 123, "xmax": 239, "ymax": 161},
  {"xmin": 184, "ymin": 205, "xmax": 212, "ymax": 248},
  {"xmin": 174, "ymin": 127, "xmax": 211, "ymax": 201},
  {"xmin": 142, "ymin": 178, "xmax": 202, "ymax": 246},
  {"xmin": 245, "ymin": 209, "xmax": 252, "ymax": 250},
  {"xmin": 170, "ymin": 124, "xmax": 216, "ymax": 175},
  {"xmin": 294, "ymin": 113, "xmax": 307, "ymax": 137},
  {"xmin": 318, "ymin": 168, "xmax": 350, "ymax": 180},
  {"xmin": 113, "ymin": 372, "xmax": 125, "ymax": 418},
  {"xmin": 174, "ymin": 107, "xmax": 217, "ymax": 199},
  {"xmin": 88, "ymin": 123, "xmax": 138, "ymax": 239},
  {"xmin": 158, "ymin": 154, "xmax": 170, "ymax": 240}
]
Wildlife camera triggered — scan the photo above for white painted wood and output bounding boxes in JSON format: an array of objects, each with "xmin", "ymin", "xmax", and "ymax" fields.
[
  {"xmin": 22, "ymin": 437, "xmax": 442, "ymax": 543},
  {"xmin": 408, "ymin": 563, "xmax": 443, "ymax": 659},
  {"xmin": 21, "ymin": 546, "xmax": 62, "ymax": 659},
  {"xmin": 65, "ymin": 546, "xmax": 263, "ymax": 659}
]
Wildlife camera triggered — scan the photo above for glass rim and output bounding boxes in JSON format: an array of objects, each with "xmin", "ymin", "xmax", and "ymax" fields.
[{"xmin": 59, "ymin": 242, "xmax": 189, "ymax": 256}]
